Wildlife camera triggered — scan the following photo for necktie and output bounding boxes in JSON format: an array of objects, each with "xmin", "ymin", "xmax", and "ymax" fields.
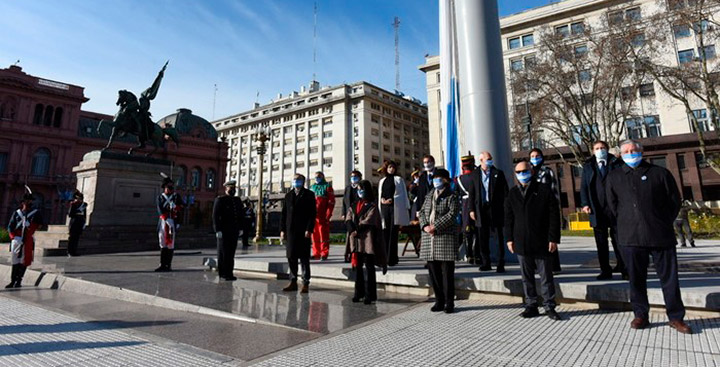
[{"xmin": 599, "ymin": 161, "xmax": 607, "ymax": 178}]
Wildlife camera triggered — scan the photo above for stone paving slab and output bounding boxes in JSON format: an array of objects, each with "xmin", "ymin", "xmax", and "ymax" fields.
[
  {"xmin": 0, "ymin": 295, "xmax": 237, "ymax": 366},
  {"xmin": 250, "ymin": 299, "xmax": 720, "ymax": 367},
  {"xmin": 222, "ymin": 237, "xmax": 720, "ymax": 311}
]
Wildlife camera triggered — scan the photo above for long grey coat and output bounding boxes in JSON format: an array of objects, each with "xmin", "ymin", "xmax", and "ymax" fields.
[{"xmin": 419, "ymin": 188, "xmax": 460, "ymax": 262}]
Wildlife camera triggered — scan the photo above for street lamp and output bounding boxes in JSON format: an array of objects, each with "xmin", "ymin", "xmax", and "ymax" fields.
[{"xmin": 254, "ymin": 127, "xmax": 269, "ymax": 243}]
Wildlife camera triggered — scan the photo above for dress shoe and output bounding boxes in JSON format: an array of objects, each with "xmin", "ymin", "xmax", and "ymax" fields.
[
  {"xmin": 300, "ymin": 284, "xmax": 309, "ymax": 293},
  {"xmin": 680, "ymin": 244, "xmax": 687, "ymax": 247},
  {"xmin": 596, "ymin": 272, "xmax": 613, "ymax": 280},
  {"xmin": 352, "ymin": 296, "xmax": 362, "ymax": 303},
  {"xmin": 521, "ymin": 307, "xmax": 539, "ymax": 318},
  {"xmin": 690, "ymin": 242, "xmax": 696, "ymax": 248},
  {"xmin": 479, "ymin": 265, "xmax": 492, "ymax": 271},
  {"xmin": 630, "ymin": 317, "xmax": 649, "ymax": 329},
  {"xmin": 444, "ymin": 305, "xmax": 455, "ymax": 314},
  {"xmin": 668, "ymin": 320, "xmax": 693, "ymax": 334},
  {"xmin": 363, "ymin": 298, "xmax": 372, "ymax": 305},
  {"xmin": 321, "ymin": 256, "xmax": 328, "ymax": 261},
  {"xmin": 430, "ymin": 303, "xmax": 444, "ymax": 312},
  {"xmin": 621, "ymin": 273, "xmax": 629, "ymax": 281},
  {"xmin": 4, "ymin": 282, "xmax": 15, "ymax": 289},
  {"xmin": 467, "ymin": 257, "xmax": 475, "ymax": 265},
  {"xmin": 546, "ymin": 309, "xmax": 561, "ymax": 321},
  {"xmin": 496, "ymin": 265, "xmax": 506, "ymax": 273},
  {"xmin": 224, "ymin": 276, "xmax": 238, "ymax": 281},
  {"xmin": 282, "ymin": 282, "xmax": 298, "ymax": 292}
]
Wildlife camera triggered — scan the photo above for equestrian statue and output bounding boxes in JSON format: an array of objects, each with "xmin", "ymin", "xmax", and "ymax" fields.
[{"xmin": 99, "ymin": 61, "xmax": 180, "ymax": 156}]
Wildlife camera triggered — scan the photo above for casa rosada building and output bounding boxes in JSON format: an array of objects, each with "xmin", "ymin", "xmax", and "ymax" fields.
[{"xmin": 0, "ymin": 65, "xmax": 228, "ymax": 228}]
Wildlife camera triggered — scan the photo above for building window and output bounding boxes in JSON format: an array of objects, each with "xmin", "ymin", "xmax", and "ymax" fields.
[
  {"xmin": 283, "ymin": 163, "xmax": 291, "ymax": 169},
  {"xmin": 578, "ymin": 69, "xmax": 592, "ymax": 82},
  {"xmin": 649, "ymin": 157, "xmax": 667, "ymax": 168},
  {"xmin": 31, "ymin": 148, "xmax": 51, "ymax": 177},
  {"xmin": 510, "ymin": 59, "xmax": 523, "ymax": 71},
  {"xmin": 631, "ymin": 33, "xmax": 646, "ymax": 47},
  {"xmin": 621, "ymin": 86, "xmax": 635, "ymax": 100},
  {"xmin": 43, "ymin": 105, "xmax": 54, "ymax": 126},
  {"xmin": 639, "ymin": 83, "xmax": 655, "ymax": 97},
  {"xmin": 645, "ymin": 116, "xmax": 661, "ymax": 137},
  {"xmin": 309, "ymin": 146, "xmax": 318, "ymax": 154},
  {"xmin": 574, "ymin": 44, "xmax": 588, "ymax": 58},
  {"xmin": 678, "ymin": 154, "xmax": 686, "ymax": 170},
  {"xmin": 53, "ymin": 107, "xmax": 63, "ymax": 128},
  {"xmin": 33, "ymin": 104, "xmax": 43, "ymax": 125},
  {"xmin": 508, "ymin": 37, "xmax": 521, "ymax": 49},
  {"xmin": 309, "ymin": 159, "xmax": 318, "ymax": 167},
  {"xmin": 692, "ymin": 109, "xmax": 714, "ymax": 132},
  {"xmin": 700, "ymin": 45, "xmax": 716, "ymax": 60},
  {"xmin": 206, "ymin": 169, "xmax": 216, "ymax": 190},
  {"xmin": 522, "ymin": 34, "xmax": 534, "ymax": 47},
  {"xmin": 322, "ymin": 144, "xmax": 332, "ymax": 151},
  {"xmin": 555, "ymin": 25, "xmax": 570, "ymax": 38},
  {"xmin": 372, "ymin": 155, "xmax": 379, "ymax": 163},
  {"xmin": 189, "ymin": 168, "xmax": 203, "ymax": 188},
  {"xmin": 296, "ymin": 161, "xmax": 305, "ymax": 168},
  {"xmin": 371, "ymin": 142, "xmax": 379, "ymax": 150},
  {"xmin": 608, "ymin": 11, "xmax": 624, "ymax": 26},
  {"xmin": 323, "ymin": 157, "xmax": 333, "ymax": 167},
  {"xmin": 571, "ymin": 22, "xmax": 585, "ymax": 35},
  {"xmin": 0, "ymin": 152, "xmax": 7, "ymax": 174},
  {"xmin": 322, "ymin": 131, "xmax": 332, "ymax": 138},
  {"xmin": 678, "ymin": 49, "xmax": 695, "ymax": 64},
  {"xmin": 572, "ymin": 165, "xmax": 583, "ymax": 178},
  {"xmin": 177, "ymin": 165, "xmax": 187, "ymax": 187},
  {"xmin": 674, "ymin": 24, "xmax": 691, "ymax": 38}
]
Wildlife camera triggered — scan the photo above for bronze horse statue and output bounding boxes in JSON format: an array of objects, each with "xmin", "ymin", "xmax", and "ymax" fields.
[
  {"xmin": 98, "ymin": 61, "xmax": 179, "ymax": 156},
  {"xmin": 98, "ymin": 90, "xmax": 179, "ymax": 156}
]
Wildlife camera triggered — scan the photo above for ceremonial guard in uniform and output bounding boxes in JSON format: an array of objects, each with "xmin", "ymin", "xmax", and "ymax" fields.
[
  {"xmin": 456, "ymin": 154, "xmax": 477, "ymax": 264},
  {"xmin": 6, "ymin": 188, "xmax": 43, "ymax": 288},
  {"xmin": 66, "ymin": 190, "xmax": 86, "ymax": 257},
  {"xmin": 310, "ymin": 172, "xmax": 335, "ymax": 260},
  {"xmin": 213, "ymin": 181, "xmax": 245, "ymax": 281},
  {"xmin": 155, "ymin": 176, "xmax": 184, "ymax": 272}
]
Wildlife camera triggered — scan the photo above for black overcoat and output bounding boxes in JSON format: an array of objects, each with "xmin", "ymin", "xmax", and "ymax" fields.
[
  {"xmin": 503, "ymin": 181, "xmax": 561, "ymax": 258},
  {"xmin": 606, "ymin": 161, "xmax": 681, "ymax": 248},
  {"xmin": 469, "ymin": 166, "xmax": 508, "ymax": 228},
  {"xmin": 213, "ymin": 195, "xmax": 245, "ymax": 234},
  {"xmin": 280, "ymin": 188, "xmax": 316, "ymax": 258}
]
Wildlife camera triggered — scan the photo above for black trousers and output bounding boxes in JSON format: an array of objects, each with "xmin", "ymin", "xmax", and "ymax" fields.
[
  {"xmin": 518, "ymin": 255, "xmax": 556, "ymax": 310},
  {"xmin": 381, "ymin": 204, "xmax": 399, "ymax": 265},
  {"xmin": 242, "ymin": 224, "xmax": 251, "ymax": 247},
  {"xmin": 477, "ymin": 225, "xmax": 505, "ymax": 267},
  {"xmin": 217, "ymin": 230, "xmax": 239, "ymax": 278},
  {"xmin": 464, "ymin": 229, "xmax": 477, "ymax": 260},
  {"xmin": 594, "ymin": 225, "xmax": 625, "ymax": 274},
  {"xmin": 621, "ymin": 246, "xmax": 685, "ymax": 321},
  {"xmin": 673, "ymin": 219, "xmax": 694, "ymax": 246},
  {"xmin": 67, "ymin": 223, "xmax": 84, "ymax": 256},
  {"xmin": 354, "ymin": 253, "xmax": 377, "ymax": 301},
  {"xmin": 428, "ymin": 261, "xmax": 455, "ymax": 308},
  {"xmin": 288, "ymin": 255, "xmax": 311, "ymax": 285}
]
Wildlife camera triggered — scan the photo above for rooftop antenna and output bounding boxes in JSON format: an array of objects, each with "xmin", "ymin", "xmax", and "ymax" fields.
[
  {"xmin": 393, "ymin": 16, "xmax": 401, "ymax": 91},
  {"xmin": 13, "ymin": 59, "xmax": 20, "ymax": 66},
  {"xmin": 312, "ymin": 1, "xmax": 318, "ymax": 82},
  {"xmin": 212, "ymin": 84, "xmax": 218, "ymax": 120}
]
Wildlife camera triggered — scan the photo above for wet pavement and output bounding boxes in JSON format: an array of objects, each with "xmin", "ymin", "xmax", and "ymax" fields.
[{"xmin": 4, "ymin": 247, "xmax": 425, "ymax": 335}]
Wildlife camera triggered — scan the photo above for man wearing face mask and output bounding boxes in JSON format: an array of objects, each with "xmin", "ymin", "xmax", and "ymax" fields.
[
  {"xmin": 580, "ymin": 141, "xmax": 627, "ymax": 280},
  {"xmin": 606, "ymin": 140, "xmax": 691, "ymax": 334},
  {"xmin": 212, "ymin": 181, "xmax": 245, "ymax": 281},
  {"xmin": 415, "ymin": 155, "xmax": 437, "ymax": 219},
  {"xmin": 310, "ymin": 172, "xmax": 335, "ymax": 260},
  {"xmin": 281, "ymin": 174, "xmax": 316, "ymax": 293},
  {"xmin": 529, "ymin": 148, "xmax": 562, "ymax": 273},
  {"xmin": 504, "ymin": 160, "xmax": 561, "ymax": 320},
  {"xmin": 469, "ymin": 151, "xmax": 509, "ymax": 272},
  {"xmin": 456, "ymin": 154, "xmax": 477, "ymax": 264}
]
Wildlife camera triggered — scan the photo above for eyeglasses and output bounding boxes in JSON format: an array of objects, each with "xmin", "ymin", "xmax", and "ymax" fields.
[{"xmin": 515, "ymin": 169, "xmax": 531, "ymax": 174}]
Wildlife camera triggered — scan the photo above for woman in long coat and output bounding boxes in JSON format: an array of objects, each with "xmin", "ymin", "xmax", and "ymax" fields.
[
  {"xmin": 419, "ymin": 168, "xmax": 460, "ymax": 313},
  {"xmin": 377, "ymin": 160, "xmax": 410, "ymax": 266},
  {"xmin": 345, "ymin": 180, "xmax": 387, "ymax": 304}
]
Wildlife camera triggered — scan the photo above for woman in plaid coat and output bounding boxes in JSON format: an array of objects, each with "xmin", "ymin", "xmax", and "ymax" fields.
[{"xmin": 419, "ymin": 168, "xmax": 460, "ymax": 313}]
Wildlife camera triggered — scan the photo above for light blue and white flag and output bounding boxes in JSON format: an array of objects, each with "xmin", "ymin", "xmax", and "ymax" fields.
[{"xmin": 439, "ymin": 0, "xmax": 462, "ymax": 178}]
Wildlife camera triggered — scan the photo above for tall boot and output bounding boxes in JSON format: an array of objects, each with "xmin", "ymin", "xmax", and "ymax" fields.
[
  {"xmin": 155, "ymin": 248, "xmax": 168, "ymax": 272},
  {"xmin": 166, "ymin": 249, "xmax": 174, "ymax": 272},
  {"xmin": 15, "ymin": 265, "xmax": 26, "ymax": 288},
  {"xmin": 5, "ymin": 264, "xmax": 18, "ymax": 289}
]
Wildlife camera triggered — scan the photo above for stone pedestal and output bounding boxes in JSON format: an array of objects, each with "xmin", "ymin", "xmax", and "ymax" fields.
[{"xmin": 34, "ymin": 151, "xmax": 214, "ymax": 256}]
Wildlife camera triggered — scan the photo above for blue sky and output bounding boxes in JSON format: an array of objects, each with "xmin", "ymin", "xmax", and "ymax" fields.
[{"xmin": 1, "ymin": 0, "xmax": 551, "ymax": 121}]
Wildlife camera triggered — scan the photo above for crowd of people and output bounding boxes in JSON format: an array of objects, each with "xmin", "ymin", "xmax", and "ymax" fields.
[{"xmin": 6, "ymin": 139, "xmax": 694, "ymax": 335}]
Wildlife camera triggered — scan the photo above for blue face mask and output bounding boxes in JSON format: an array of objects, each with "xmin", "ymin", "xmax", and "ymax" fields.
[
  {"xmin": 315, "ymin": 177, "xmax": 323, "ymax": 184},
  {"xmin": 485, "ymin": 160, "xmax": 494, "ymax": 168},
  {"xmin": 594, "ymin": 149, "xmax": 608, "ymax": 161},
  {"xmin": 293, "ymin": 179, "xmax": 304, "ymax": 188},
  {"xmin": 357, "ymin": 189, "xmax": 365, "ymax": 198},
  {"xmin": 350, "ymin": 176, "xmax": 360, "ymax": 184},
  {"xmin": 622, "ymin": 152, "xmax": 642, "ymax": 168},
  {"xmin": 433, "ymin": 178, "xmax": 445, "ymax": 189},
  {"xmin": 516, "ymin": 170, "xmax": 533, "ymax": 184},
  {"xmin": 530, "ymin": 157, "xmax": 543, "ymax": 167}
]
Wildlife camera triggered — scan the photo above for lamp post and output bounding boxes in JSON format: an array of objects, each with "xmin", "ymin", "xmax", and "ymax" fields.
[{"xmin": 254, "ymin": 128, "xmax": 269, "ymax": 243}]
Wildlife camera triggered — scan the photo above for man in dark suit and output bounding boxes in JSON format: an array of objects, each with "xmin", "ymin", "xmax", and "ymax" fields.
[
  {"xmin": 213, "ymin": 180, "xmax": 245, "ymax": 281},
  {"xmin": 505, "ymin": 160, "xmax": 561, "ymax": 320},
  {"xmin": 280, "ymin": 174, "xmax": 317, "ymax": 293},
  {"xmin": 607, "ymin": 140, "xmax": 692, "ymax": 334},
  {"xmin": 580, "ymin": 140, "xmax": 627, "ymax": 280},
  {"xmin": 415, "ymin": 155, "xmax": 437, "ymax": 219},
  {"xmin": 469, "ymin": 151, "xmax": 509, "ymax": 272},
  {"xmin": 66, "ymin": 190, "xmax": 87, "ymax": 257}
]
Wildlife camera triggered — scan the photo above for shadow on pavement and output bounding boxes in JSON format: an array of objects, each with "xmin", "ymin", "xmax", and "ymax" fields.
[
  {"xmin": 0, "ymin": 320, "xmax": 183, "ymax": 334},
  {"xmin": 0, "ymin": 340, "xmax": 146, "ymax": 356}
]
